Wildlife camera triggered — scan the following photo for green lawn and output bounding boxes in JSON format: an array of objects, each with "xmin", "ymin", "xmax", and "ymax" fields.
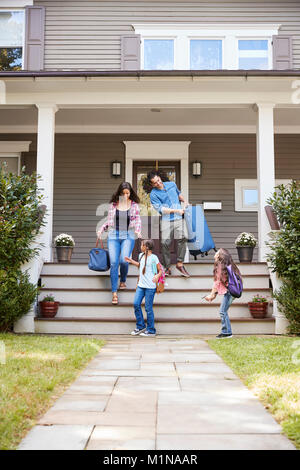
[
  {"xmin": 0, "ymin": 333, "xmax": 105, "ymax": 450},
  {"xmin": 207, "ymin": 336, "xmax": 300, "ymax": 449}
]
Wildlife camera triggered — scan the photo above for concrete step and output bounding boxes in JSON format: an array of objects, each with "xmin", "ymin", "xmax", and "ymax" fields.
[
  {"xmin": 41, "ymin": 302, "xmax": 273, "ymax": 320},
  {"xmin": 40, "ymin": 274, "xmax": 270, "ymax": 290},
  {"xmin": 41, "ymin": 262, "xmax": 269, "ymax": 276},
  {"xmin": 39, "ymin": 288, "xmax": 272, "ymax": 305},
  {"xmin": 34, "ymin": 317, "xmax": 275, "ymax": 335}
]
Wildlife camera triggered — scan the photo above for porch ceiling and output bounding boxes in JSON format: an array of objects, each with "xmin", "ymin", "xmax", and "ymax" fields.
[{"xmin": 0, "ymin": 106, "xmax": 300, "ymax": 133}]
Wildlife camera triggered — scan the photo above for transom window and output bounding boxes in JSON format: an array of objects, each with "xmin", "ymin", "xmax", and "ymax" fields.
[
  {"xmin": 0, "ymin": 10, "xmax": 25, "ymax": 71},
  {"xmin": 135, "ymin": 24, "xmax": 280, "ymax": 71}
]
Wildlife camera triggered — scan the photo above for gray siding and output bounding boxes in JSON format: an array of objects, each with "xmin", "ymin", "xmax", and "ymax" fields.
[
  {"xmin": 33, "ymin": 0, "xmax": 300, "ymax": 70},
  {"xmin": 1, "ymin": 133, "xmax": 299, "ymax": 263}
]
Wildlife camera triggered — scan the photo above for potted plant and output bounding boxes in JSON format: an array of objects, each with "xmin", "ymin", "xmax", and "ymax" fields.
[
  {"xmin": 39, "ymin": 294, "xmax": 60, "ymax": 318},
  {"xmin": 54, "ymin": 233, "xmax": 75, "ymax": 263},
  {"xmin": 235, "ymin": 232, "xmax": 257, "ymax": 263},
  {"xmin": 248, "ymin": 294, "xmax": 268, "ymax": 319}
]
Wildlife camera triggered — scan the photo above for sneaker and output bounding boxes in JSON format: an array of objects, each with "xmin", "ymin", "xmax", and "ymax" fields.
[
  {"xmin": 139, "ymin": 330, "xmax": 156, "ymax": 337},
  {"xmin": 131, "ymin": 328, "xmax": 146, "ymax": 336},
  {"xmin": 216, "ymin": 333, "xmax": 233, "ymax": 339}
]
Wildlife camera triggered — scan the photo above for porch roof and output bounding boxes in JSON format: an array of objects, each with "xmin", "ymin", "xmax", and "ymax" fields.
[{"xmin": 0, "ymin": 70, "xmax": 300, "ymax": 78}]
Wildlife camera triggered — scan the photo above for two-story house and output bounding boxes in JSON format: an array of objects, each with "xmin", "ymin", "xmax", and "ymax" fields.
[{"xmin": 0, "ymin": 0, "xmax": 299, "ymax": 336}]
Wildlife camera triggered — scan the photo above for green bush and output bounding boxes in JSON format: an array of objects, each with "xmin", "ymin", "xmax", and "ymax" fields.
[
  {"xmin": 0, "ymin": 269, "xmax": 38, "ymax": 332},
  {"xmin": 0, "ymin": 163, "xmax": 45, "ymax": 330},
  {"xmin": 267, "ymin": 180, "xmax": 300, "ymax": 334}
]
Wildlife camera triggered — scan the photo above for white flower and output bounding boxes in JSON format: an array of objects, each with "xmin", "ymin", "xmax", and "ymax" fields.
[
  {"xmin": 54, "ymin": 233, "xmax": 75, "ymax": 246},
  {"xmin": 235, "ymin": 232, "xmax": 257, "ymax": 247}
]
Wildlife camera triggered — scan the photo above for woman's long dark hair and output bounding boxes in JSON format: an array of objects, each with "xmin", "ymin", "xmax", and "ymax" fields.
[
  {"xmin": 142, "ymin": 170, "xmax": 170, "ymax": 194},
  {"xmin": 110, "ymin": 182, "xmax": 140, "ymax": 204},
  {"xmin": 213, "ymin": 248, "xmax": 242, "ymax": 287},
  {"xmin": 140, "ymin": 239, "xmax": 155, "ymax": 275}
]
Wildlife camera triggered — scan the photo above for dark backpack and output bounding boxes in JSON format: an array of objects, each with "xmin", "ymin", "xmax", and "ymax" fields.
[{"xmin": 226, "ymin": 265, "xmax": 243, "ymax": 298}]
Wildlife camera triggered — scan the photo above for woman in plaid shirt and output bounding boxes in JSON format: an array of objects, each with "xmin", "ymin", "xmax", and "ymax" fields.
[{"xmin": 97, "ymin": 182, "xmax": 142, "ymax": 304}]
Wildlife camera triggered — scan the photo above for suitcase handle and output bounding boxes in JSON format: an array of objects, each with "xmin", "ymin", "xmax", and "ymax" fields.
[{"xmin": 96, "ymin": 237, "xmax": 104, "ymax": 249}]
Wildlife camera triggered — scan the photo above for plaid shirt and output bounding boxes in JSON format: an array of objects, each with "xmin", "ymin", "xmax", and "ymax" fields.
[{"xmin": 99, "ymin": 201, "xmax": 141, "ymax": 235}]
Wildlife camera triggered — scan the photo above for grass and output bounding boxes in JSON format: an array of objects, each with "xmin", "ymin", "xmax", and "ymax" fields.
[
  {"xmin": 0, "ymin": 333, "xmax": 105, "ymax": 450},
  {"xmin": 207, "ymin": 336, "xmax": 300, "ymax": 449}
]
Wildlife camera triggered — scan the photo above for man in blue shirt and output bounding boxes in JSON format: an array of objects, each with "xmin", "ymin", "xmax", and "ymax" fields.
[{"xmin": 147, "ymin": 170, "xmax": 190, "ymax": 277}]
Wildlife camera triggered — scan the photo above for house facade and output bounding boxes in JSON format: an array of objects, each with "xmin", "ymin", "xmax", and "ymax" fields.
[{"xmin": 0, "ymin": 0, "xmax": 299, "ymax": 335}]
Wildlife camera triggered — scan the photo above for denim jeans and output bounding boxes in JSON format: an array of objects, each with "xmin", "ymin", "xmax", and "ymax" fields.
[
  {"xmin": 219, "ymin": 291, "xmax": 234, "ymax": 335},
  {"xmin": 133, "ymin": 286, "xmax": 156, "ymax": 334},
  {"xmin": 107, "ymin": 229, "xmax": 136, "ymax": 293}
]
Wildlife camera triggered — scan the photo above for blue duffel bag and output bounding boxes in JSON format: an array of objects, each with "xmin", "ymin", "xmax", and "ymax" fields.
[
  {"xmin": 88, "ymin": 238, "xmax": 110, "ymax": 272},
  {"xmin": 184, "ymin": 205, "xmax": 216, "ymax": 259}
]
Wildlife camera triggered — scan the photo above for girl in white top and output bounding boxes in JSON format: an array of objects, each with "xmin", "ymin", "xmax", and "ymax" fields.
[{"xmin": 125, "ymin": 239, "xmax": 162, "ymax": 337}]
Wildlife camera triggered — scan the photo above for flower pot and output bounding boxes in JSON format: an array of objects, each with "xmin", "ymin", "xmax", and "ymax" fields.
[
  {"xmin": 236, "ymin": 246, "xmax": 254, "ymax": 263},
  {"xmin": 55, "ymin": 246, "xmax": 73, "ymax": 263},
  {"xmin": 39, "ymin": 301, "xmax": 60, "ymax": 318},
  {"xmin": 248, "ymin": 302, "xmax": 268, "ymax": 319}
]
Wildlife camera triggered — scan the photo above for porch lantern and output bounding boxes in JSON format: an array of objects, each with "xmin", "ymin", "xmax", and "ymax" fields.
[
  {"xmin": 192, "ymin": 161, "xmax": 201, "ymax": 177},
  {"xmin": 111, "ymin": 161, "xmax": 122, "ymax": 178}
]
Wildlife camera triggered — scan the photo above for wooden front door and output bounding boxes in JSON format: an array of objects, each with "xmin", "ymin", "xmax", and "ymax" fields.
[{"xmin": 132, "ymin": 161, "xmax": 181, "ymax": 264}]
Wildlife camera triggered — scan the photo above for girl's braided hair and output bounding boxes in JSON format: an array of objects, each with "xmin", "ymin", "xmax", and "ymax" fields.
[{"xmin": 141, "ymin": 239, "xmax": 155, "ymax": 275}]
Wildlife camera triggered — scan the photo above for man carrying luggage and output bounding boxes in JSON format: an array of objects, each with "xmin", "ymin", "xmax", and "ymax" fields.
[{"xmin": 145, "ymin": 170, "xmax": 190, "ymax": 278}]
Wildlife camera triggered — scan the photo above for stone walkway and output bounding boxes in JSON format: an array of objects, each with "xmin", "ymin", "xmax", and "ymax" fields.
[{"xmin": 18, "ymin": 336, "xmax": 295, "ymax": 450}]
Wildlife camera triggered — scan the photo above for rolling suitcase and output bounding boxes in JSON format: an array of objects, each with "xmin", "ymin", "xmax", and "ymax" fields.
[{"xmin": 184, "ymin": 205, "xmax": 216, "ymax": 259}]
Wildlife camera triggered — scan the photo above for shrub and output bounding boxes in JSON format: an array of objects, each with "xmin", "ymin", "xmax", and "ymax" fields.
[
  {"xmin": 267, "ymin": 180, "xmax": 300, "ymax": 334},
  {"xmin": 0, "ymin": 163, "xmax": 45, "ymax": 330},
  {"xmin": 0, "ymin": 269, "xmax": 38, "ymax": 332}
]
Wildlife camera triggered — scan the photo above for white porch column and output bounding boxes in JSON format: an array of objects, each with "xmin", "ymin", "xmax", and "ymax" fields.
[
  {"xmin": 36, "ymin": 103, "xmax": 58, "ymax": 262},
  {"xmin": 255, "ymin": 103, "xmax": 275, "ymax": 262}
]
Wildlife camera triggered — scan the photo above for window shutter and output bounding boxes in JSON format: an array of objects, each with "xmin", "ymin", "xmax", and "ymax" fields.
[
  {"xmin": 121, "ymin": 34, "xmax": 141, "ymax": 70},
  {"xmin": 272, "ymin": 35, "xmax": 293, "ymax": 70},
  {"xmin": 24, "ymin": 6, "xmax": 45, "ymax": 71}
]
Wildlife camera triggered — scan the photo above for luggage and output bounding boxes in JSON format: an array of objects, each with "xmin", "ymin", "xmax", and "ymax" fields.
[
  {"xmin": 88, "ymin": 238, "xmax": 110, "ymax": 272},
  {"xmin": 226, "ymin": 265, "xmax": 243, "ymax": 298},
  {"xmin": 184, "ymin": 205, "xmax": 216, "ymax": 259}
]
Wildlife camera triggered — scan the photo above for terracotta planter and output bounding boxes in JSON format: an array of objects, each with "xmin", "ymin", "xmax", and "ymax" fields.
[
  {"xmin": 39, "ymin": 301, "xmax": 60, "ymax": 318},
  {"xmin": 248, "ymin": 302, "xmax": 268, "ymax": 319},
  {"xmin": 236, "ymin": 246, "xmax": 254, "ymax": 263},
  {"xmin": 55, "ymin": 246, "xmax": 74, "ymax": 263}
]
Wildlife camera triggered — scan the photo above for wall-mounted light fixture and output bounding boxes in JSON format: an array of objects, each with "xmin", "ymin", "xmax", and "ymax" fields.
[
  {"xmin": 111, "ymin": 161, "xmax": 122, "ymax": 178},
  {"xmin": 192, "ymin": 161, "xmax": 202, "ymax": 177}
]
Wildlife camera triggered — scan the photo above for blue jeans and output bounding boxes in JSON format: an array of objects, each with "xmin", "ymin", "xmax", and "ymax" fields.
[
  {"xmin": 133, "ymin": 286, "xmax": 156, "ymax": 334},
  {"xmin": 219, "ymin": 291, "xmax": 234, "ymax": 335},
  {"xmin": 107, "ymin": 229, "xmax": 136, "ymax": 293}
]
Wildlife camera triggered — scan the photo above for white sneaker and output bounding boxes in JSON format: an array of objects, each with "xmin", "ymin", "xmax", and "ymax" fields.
[
  {"xmin": 139, "ymin": 330, "xmax": 156, "ymax": 337},
  {"xmin": 130, "ymin": 328, "xmax": 146, "ymax": 336}
]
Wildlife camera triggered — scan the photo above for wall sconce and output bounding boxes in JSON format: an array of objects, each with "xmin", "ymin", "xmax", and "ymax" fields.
[
  {"xmin": 192, "ymin": 161, "xmax": 202, "ymax": 177},
  {"xmin": 111, "ymin": 161, "xmax": 122, "ymax": 178}
]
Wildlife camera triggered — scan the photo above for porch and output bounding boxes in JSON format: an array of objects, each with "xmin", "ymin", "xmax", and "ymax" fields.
[{"xmin": 0, "ymin": 71, "xmax": 299, "ymax": 334}]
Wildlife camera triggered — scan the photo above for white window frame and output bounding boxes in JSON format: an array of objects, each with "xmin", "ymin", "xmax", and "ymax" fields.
[
  {"xmin": 236, "ymin": 37, "xmax": 273, "ymax": 70},
  {"xmin": 133, "ymin": 24, "xmax": 280, "ymax": 70},
  {"xmin": 235, "ymin": 179, "xmax": 291, "ymax": 212},
  {"xmin": 0, "ymin": 8, "xmax": 25, "ymax": 70},
  {"xmin": 0, "ymin": 153, "xmax": 21, "ymax": 174}
]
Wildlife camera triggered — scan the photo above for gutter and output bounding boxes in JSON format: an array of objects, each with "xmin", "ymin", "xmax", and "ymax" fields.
[{"xmin": 0, "ymin": 69, "xmax": 300, "ymax": 78}]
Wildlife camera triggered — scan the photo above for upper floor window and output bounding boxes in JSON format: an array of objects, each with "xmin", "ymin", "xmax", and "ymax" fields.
[
  {"xmin": 134, "ymin": 24, "xmax": 280, "ymax": 71},
  {"xmin": 0, "ymin": 10, "xmax": 25, "ymax": 71}
]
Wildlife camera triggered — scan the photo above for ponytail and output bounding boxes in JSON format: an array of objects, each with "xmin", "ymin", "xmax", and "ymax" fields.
[{"xmin": 140, "ymin": 239, "xmax": 155, "ymax": 275}]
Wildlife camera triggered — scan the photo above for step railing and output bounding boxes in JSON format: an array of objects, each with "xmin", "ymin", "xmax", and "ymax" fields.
[
  {"xmin": 14, "ymin": 205, "xmax": 47, "ymax": 333},
  {"xmin": 264, "ymin": 205, "xmax": 288, "ymax": 334}
]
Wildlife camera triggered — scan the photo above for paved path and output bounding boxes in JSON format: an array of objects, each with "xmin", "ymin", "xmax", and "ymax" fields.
[{"xmin": 18, "ymin": 336, "xmax": 295, "ymax": 450}]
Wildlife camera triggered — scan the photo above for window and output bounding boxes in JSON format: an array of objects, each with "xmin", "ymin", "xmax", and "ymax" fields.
[
  {"xmin": 134, "ymin": 24, "xmax": 280, "ymax": 70},
  {"xmin": 238, "ymin": 39, "xmax": 270, "ymax": 70},
  {"xmin": 0, "ymin": 10, "xmax": 25, "ymax": 71},
  {"xmin": 235, "ymin": 179, "xmax": 291, "ymax": 212},
  {"xmin": 0, "ymin": 155, "xmax": 21, "ymax": 174},
  {"xmin": 190, "ymin": 39, "xmax": 222, "ymax": 70},
  {"xmin": 144, "ymin": 39, "xmax": 174, "ymax": 70}
]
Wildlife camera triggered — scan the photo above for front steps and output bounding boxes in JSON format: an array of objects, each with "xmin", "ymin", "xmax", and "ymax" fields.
[{"xmin": 35, "ymin": 262, "xmax": 275, "ymax": 335}]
